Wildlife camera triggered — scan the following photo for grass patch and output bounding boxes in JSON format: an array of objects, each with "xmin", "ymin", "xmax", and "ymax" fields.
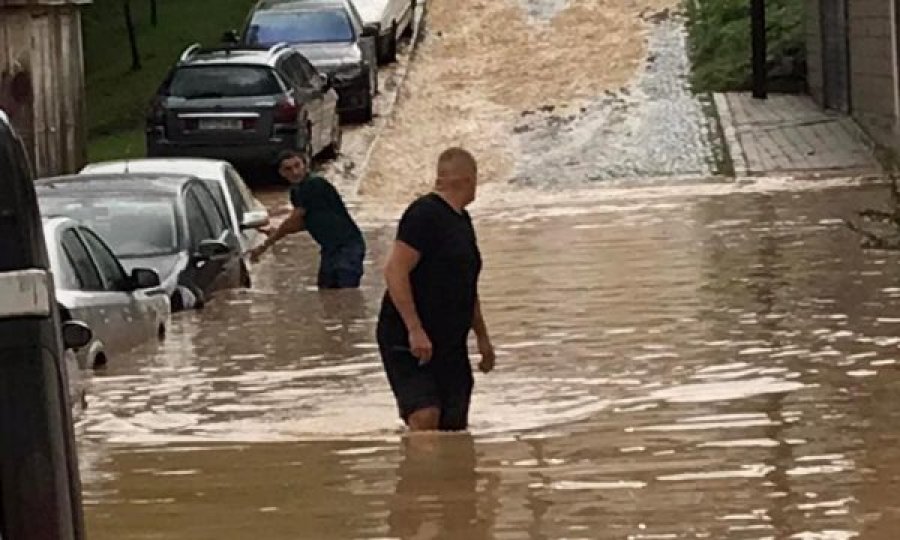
[
  {"xmin": 83, "ymin": 0, "xmax": 257, "ymax": 158},
  {"xmin": 685, "ymin": 0, "xmax": 805, "ymax": 93}
]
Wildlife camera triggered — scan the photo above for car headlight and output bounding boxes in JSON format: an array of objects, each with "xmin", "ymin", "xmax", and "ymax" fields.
[{"xmin": 334, "ymin": 64, "xmax": 363, "ymax": 81}]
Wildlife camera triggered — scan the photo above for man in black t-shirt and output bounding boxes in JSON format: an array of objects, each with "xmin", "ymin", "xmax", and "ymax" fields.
[
  {"xmin": 377, "ymin": 147, "xmax": 496, "ymax": 431},
  {"xmin": 249, "ymin": 150, "xmax": 366, "ymax": 288}
]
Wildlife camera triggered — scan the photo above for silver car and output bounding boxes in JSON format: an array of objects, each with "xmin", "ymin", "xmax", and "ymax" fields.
[
  {"xmin": 43, "ymin": 217, "xmax": 170, "ymax": 368},
  {"xmin": 81, "ymin": 158, "xmax": 270, "ymax": 256},
  {"xmin": 351, "ymin": 0, "xmax": 414, "ymax": 63}
]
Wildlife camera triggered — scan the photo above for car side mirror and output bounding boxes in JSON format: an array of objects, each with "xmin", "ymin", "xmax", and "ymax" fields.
[
  {"xmin": 241, "ymin": 209, "xmax": 270, "ymax": 230},
  {"xmin": 130, "ymin": 268, "xmax": 161, "ymax": 290},
  {"xmin": 362, "ymin": 23, "xmax": 379, "ymax": 38},
  {"xmin": 196, "ymin": 239, "xmax": 231, "ymax": 260},
  {"xmin": 62, "ymin": 321, "xmax": 92, "ymax": 350},
  {"xmin": 222, "ymin": 29, "xmax": 240, "ymax": 44}
]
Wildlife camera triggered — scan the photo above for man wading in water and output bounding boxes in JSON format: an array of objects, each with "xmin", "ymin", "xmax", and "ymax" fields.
[
  {"xmin": 378, "ymin": 147, "xmax": 496, "ymax": 431},
  {"xmin": 250, "ymin": 151, "xmax": 366, "ymax": 288}
]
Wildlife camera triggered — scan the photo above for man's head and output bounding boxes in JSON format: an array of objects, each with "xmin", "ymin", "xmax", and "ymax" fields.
[
  {"xmin": 277, "ymin": 150, "xmax": 308, "ymax": 184},
  {"xmin": 435, "ymin": 147, "xmax": 478, "ymax": 207}
]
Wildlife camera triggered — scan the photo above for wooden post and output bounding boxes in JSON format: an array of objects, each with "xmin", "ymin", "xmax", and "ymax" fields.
[
  {"xmin": 123, "ymin": 0, "xmax": 141, "ymax": 71},
  {"xmin": 751, "ymin": 0, "xmax": 767, "ymax": 99}
]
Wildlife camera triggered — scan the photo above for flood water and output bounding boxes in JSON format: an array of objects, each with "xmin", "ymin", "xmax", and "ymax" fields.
[{"xmin": 77, "ymin": 181, "xmax": 900, "ymax": 539}]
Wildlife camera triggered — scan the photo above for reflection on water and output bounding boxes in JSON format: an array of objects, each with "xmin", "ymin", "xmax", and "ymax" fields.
[{"xmin": 79, "ymin": 183, "xmax": 900, "ymax": 538}]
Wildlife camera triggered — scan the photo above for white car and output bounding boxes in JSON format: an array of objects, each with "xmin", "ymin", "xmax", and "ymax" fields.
[
  {"xmin": 351, "ymin": 0, "xmax": 415, "ymax": 63},
  {"xmin": 81, "ymin": 158, "xmax": 270, "ymax": 256},
  {"xmin": 43, "ymin": 217, "xmax": 170, "ymax": 368}
]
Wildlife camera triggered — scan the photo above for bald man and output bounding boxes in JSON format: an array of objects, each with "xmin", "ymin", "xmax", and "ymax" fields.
[{"xmin": 377, "ymin": 147, "xmax": 496, "ymax": 432}]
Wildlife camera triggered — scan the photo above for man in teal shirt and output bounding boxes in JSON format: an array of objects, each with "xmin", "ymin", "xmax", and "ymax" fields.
[{"xmin": 249, "ymin": 150, "xmax": 366, "ymax": 289}]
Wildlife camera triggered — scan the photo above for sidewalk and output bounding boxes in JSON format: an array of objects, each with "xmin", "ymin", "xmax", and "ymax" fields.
[{"xmin": 714, "ymin": 92, "xmax": 883, "ymax": 178}]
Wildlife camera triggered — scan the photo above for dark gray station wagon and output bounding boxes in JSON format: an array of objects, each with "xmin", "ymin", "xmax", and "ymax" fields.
[{"xmin": 146, "ymin": 44, "xmax": 341, "ymax": 168}]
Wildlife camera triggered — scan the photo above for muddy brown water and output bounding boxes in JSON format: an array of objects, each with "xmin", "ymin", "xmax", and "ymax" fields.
[{"xmin": 77, "ymin": 182, "xmax": 900, "ymax": 539}]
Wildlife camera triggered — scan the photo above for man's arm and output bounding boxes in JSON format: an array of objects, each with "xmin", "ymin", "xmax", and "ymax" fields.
[
  {"xmin": 383, "ymin": 240, "xmax": 432, "ymax": 361},
  {"xmin": 473, "ymin": 296, "xmax": 495, "ymax": 373},
  {"xmin": 249, "ymin": 207, "xmax": 305, "ymax": 262}
]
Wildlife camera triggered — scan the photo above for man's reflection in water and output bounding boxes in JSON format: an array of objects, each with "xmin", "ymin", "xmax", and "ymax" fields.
[
  {"xmin": 388, "ymin": 433, "xmax": 494, "ymax": 540},
  {"xmin": 317, "ymin": 288, "xmax": 370, "ymax": 346}
]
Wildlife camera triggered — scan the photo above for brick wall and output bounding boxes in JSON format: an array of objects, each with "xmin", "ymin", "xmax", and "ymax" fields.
[{"xmin": 848, "ymin": 0, "xmax": 898, "ymax": 151}]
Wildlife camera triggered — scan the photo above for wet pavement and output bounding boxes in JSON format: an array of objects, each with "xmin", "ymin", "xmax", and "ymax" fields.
[{"xmin": 78, "ymin": 181, "xmax": 900, "ymax": 539}]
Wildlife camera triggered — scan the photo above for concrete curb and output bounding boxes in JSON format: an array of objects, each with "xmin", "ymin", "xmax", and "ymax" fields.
[
  {"xmin": 355, "ymin": 0, "xmax": 428, "ymax": 195},
  {"xmin": 713, "ymin": 92, "xmax": 748, "ymax": 178}
]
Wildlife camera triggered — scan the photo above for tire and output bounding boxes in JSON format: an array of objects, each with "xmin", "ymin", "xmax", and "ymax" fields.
[
  {"xmin": 380, "ymin": 23, "xmax": 398, "ymax": 63},
  {"xmin": 357, "ymin": 96, "xmax": 374, "ymax": 123},
  {"xmin": 322, "ymin": 114, "xmax": 342, "ymax": 160},
  {"xmin": 299, "ymin": 124, "xmax": 314, "ymax": 163},
  {"xmin": 240, "ymin": 261, "xmax": 252, "ymax": 288}
]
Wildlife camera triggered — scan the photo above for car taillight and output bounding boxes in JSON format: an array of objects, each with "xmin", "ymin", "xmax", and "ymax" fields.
[
  {"xmin": 183, "ymin": 118, "xmax": 198, "ymax": 131},
  {"xmin": 148, "ymin": 98, "xmax": 165, "ymax": 125},
  {"xmin": 242, "ymin": 118, "xmax": 257, "ymax": 130},
  {"xmin": 273, "ymin": 98, "xmax": 298, "ymax": 124}
]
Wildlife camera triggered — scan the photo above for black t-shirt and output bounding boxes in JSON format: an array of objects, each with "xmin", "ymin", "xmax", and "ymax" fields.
[
  {"xmin": 290, "ymin": 175, "xmax": 364, "ymax": 252},
  {"xmin": 378, "ymin": 193, "xmax": 483, "ymax": 351}
]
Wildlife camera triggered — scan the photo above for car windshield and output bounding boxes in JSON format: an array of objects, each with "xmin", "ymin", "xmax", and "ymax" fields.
[
  {"xmin": 40, "ymin": 196, "xmax": 180, "ymax": 258},
  {"xmin": 246, "ymin": 9, "xmax": 354, "ymax": 45},
  {"xmin": 168, "ymin": 66, "xmax": 282, "ymax": 99}
]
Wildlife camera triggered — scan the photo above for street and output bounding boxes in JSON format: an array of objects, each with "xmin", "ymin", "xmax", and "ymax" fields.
[{"xmin": 69, "ymin": 0, "xmax": 900, "ymax": 539}]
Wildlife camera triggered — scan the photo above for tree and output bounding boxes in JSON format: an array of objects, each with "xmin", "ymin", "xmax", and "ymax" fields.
[{"xmin": 123, "ymin": 0, "xmax": 141, "ymax": 71}]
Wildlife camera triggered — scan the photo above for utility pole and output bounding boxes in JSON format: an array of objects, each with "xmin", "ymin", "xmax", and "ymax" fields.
[{"xmin": 751, "ymin": 0, "xmax": 767, "ymax": 99}]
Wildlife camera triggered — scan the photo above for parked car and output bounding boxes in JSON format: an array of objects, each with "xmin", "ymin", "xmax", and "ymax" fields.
[
  {"xmin": 81, "ymin": 158, "xmax": 270, "ymax": 259},
  {"xmin": 241, "ymin": 0, "xmax": 380, "ymax": 121},
  {"xmin": 44, "ymin": 217, "xmax": 170, "ymax": 368},
  {"xmin": 36, "ymin": 174, "xmax": 245, "ymax": 312},
  {"xmin": 146, "ymin": 44, "xmax": 341, "ymax": 168},
  {"xmin": 351, "ymin": 0, "xmax": 414, "ymax": 63}
]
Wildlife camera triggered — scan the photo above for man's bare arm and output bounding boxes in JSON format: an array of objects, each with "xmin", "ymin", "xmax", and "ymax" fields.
[
  {"xmin": 249, "ymin": 208, "xmax": 305, "ymax": 261},
  {"xmin": 472, "ymin": 296, "xmax": 490, "ymax": 341},
  {"xmin": 383, "ymin": 240, "xmax": 432, "ymax": 361}
]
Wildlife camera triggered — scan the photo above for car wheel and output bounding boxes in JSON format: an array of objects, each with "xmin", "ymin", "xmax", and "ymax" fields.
[
  {"xmin": 322, "ymin": 115, "xmax": 342, "ymax": 159},
  {"xmin": 380, "ymin": 22, "xmax": 398, "ymax": 63},
  {"xmin": 240, "ymin": 261, "xmax": 252, "ymax": 288}
]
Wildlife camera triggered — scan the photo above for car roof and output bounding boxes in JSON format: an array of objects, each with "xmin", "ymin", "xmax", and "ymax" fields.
[
  {"xmin": 179, "ymin": 45, "xmax": 293, "ymax": 67},
  {"xmin": 82, "ymin": 159, "xmax": 228, "ymax": 183},
  {"xmin": 35, "ymin": 173, "xmax": 197, "ymax": 197},
  {"xmin": 254, "ymin": 0, "xmax": 348, "ymax": 12}
]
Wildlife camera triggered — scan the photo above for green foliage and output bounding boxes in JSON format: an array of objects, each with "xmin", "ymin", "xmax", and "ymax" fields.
[
  {"xmin": 685, "ymin": 0, "xmax": 805, "ymax": 92},
  {"xmin": 82, "ymin": 0, "xmax": 257, "ymax": 150}
]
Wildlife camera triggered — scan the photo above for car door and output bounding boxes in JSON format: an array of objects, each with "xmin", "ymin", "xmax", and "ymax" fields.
[
  {"xmin": 58, "ymin": 227, "xmax": 130, "ymax": 357},
  {"xmin": 281, "ymin": 53, "xmax": 327, "ymax": 153},
  {"xmin": 298, "ymin": 54, "xmax": 339, "ymax": 149},
  {"xmin": 188, "ymin": 183, "xmax": 241, "ymax": 295},
  {"xmin": 78, "ymin": 227, "xmax": 153, "ymax": 352},
  {"xmin": 224, "ymin": 165, "xmax": 265, "ymax": 252},
  {"xmin": 347, "ymin": 1, "xmax": 378, "ymax": 91},
  {"xmin": 183, "ymin": 185, "xmax": 221, "ymax": 297}
]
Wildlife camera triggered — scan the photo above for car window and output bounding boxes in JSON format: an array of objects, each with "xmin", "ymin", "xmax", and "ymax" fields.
[
  {"xmin": 246, "ymin": 9, "xmax": 355, "ymax": 45},
  {"xmin": 168, "ymin": 65, "xmax": 282, "ymax": 99},
  {"xmin": 283, "ymin": 55, "xmax": 315, "ymax": 88},
  {"xmin": 185, "ymin": 189, "xmax": 214, "ymax": 249},
  {"xmin": 56, "ymin": 243, "xmax": 82, "ymax": 290},
  {"xmin": 223, "ymin": 167, "xmax": 250, "ymax": 219},
  {"xmin": 79, "ymin": 228, "xmax": 128, "ymax": 291},
  {"xmin": 60, "ymin": 229, "xmax": 104, "ymax": 291},
  {"xmin": 40, "ymin": 196, "xmax": 180, "ymax": 258},
  {"xmin": 294, "ymin": 54, "xmax": 322, "ymax": 87},
  {"xmin": 195, "ymin": 184, "xmax": 228, "ymax": 235}
]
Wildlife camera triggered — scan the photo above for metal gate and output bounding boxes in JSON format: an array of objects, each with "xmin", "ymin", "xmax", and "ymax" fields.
[{"xmin": 820, "ymin": 0, "xmax": 851, "ymax": 112}]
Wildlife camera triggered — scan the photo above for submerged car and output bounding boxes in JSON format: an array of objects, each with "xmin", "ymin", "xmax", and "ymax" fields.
[
  {"xmin": 44, "ymin": 217, "xmax": 170, "ymax": 368},
  {"xmin": 350, "ymin": 0, "xmax": 414, "ymax": 63},
  {"xmin": 81, "ymin": 158, "xmax": 270, "ymax": 261},
  {"xmin": 146, "ymin": 44, "xmax": 341, "ymax": 167},
  {"xmin": 242, "ymin": 0, "xmax": 379, "ymax": 121},
  {"xmin": 37, "ymin": 174, "xmax": 245, "ymax": 312}
]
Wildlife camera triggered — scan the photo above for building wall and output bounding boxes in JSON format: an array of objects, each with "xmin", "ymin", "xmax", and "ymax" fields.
[
  {"xmin": 0, "ymin": 1, "xmax": 91, "ymax": 177},
  {"xmin": 808, "ymin": 0, "xmax": 899, "ymax": 153},
  {"xmin": 848, "ymin": 0, "xmax": 897, "ymax": 151}
]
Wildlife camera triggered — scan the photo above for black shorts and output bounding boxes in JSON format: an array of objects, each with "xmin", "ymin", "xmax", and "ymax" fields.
[{"xmin": 379, "ymin": 339, "xmax": 474, "ymax": 431}]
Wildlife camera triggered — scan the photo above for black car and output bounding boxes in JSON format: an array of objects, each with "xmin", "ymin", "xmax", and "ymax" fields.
[
  {"xmin": 146, "ymin": 44, "xmax": 341, "ymax": 168},
  {"xmin": 242, "ymin": 0, "xmax": 379, "ymax": 122},
  {"xmin": 36, "ymin": 174, "xmax": 245, "ymax": 312}
]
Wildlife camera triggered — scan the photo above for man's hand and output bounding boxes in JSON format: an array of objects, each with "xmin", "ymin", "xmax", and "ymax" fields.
[
  {"xmin": 409, "ymin": 326, "xmax": 433, "ymax": 363},
  {"xmin": 248, "ymin": 244, "xmax": 268, "ymax": 264},
  {"xmin": 477, "ymin": 335, "xmax": 495, "ymax": 374}
]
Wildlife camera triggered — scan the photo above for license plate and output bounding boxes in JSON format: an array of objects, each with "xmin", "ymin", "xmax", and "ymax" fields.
[{"xmin": 198, "ymin": 118, "xmax": 243, "ymax": 130}]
